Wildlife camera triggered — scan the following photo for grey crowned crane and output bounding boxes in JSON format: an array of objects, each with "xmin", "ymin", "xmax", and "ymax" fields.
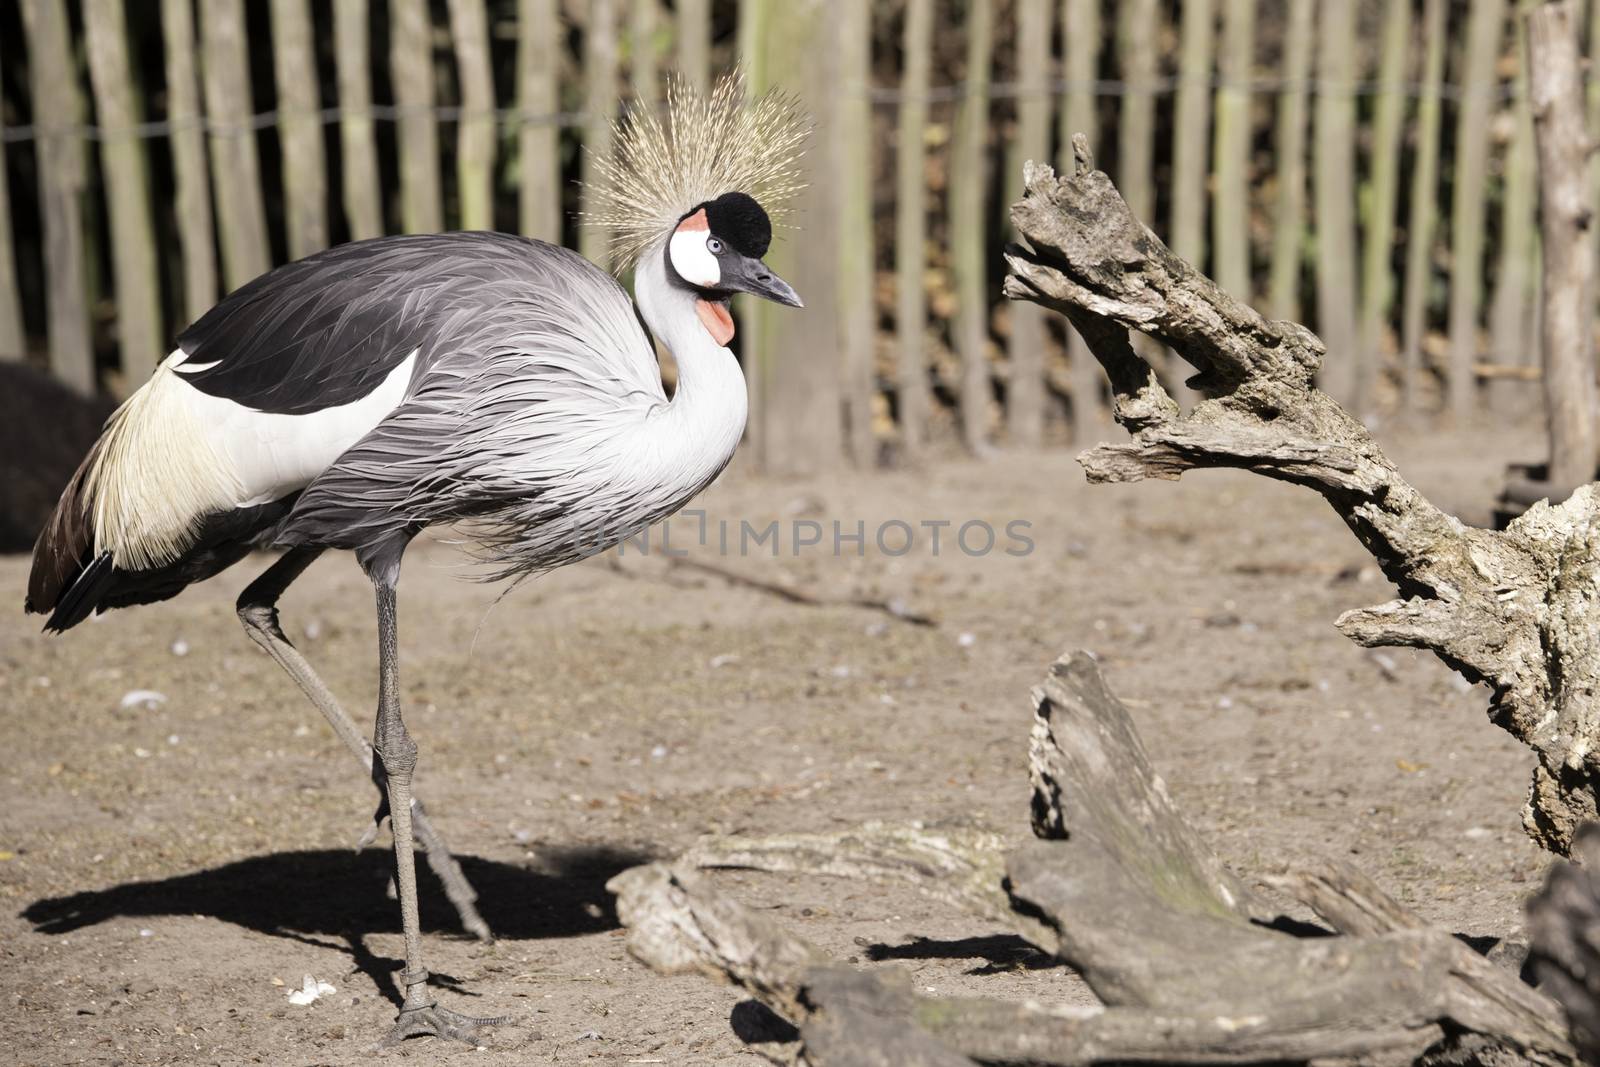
[{"xmin": 24, "ymin": 75, "xmax": 806, "ymax": 1046}]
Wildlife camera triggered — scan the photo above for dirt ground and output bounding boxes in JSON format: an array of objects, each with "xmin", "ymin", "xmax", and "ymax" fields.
[{"xmin": 0, "ymin": 423, "xmax": 1562, "ymax": 1065}]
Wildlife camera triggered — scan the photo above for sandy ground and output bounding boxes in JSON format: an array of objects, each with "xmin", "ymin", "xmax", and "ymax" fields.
[{"xmin": 0, "ymin": 424, "xmax": 1561, "ymax": 1065}]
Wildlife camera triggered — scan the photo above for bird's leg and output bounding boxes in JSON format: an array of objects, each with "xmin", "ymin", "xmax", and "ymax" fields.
[
  {"xmin": 372, "ymin": 580, "xmax": 505, "ymax": 1047},
  {"xmin": 236, "ymin": 548, "xmax": 491, "ymax": 942}
]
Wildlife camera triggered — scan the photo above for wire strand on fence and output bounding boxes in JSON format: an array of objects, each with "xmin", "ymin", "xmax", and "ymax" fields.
[{"xmin": 0, "ymin": 74, "xmax": 1535, "ymax": 145}]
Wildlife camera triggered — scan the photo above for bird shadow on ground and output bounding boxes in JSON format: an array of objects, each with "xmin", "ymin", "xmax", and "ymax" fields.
[
  {"xmin": 864, "ymin": 932, "xmax": 1060, "ymax": 975},
  {"xmin": 21, "ymin": 843, "xmax": 651, "ymax": 944}
]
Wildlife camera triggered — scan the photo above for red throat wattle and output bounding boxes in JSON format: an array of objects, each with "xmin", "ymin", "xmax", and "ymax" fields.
[{"xmin": 695, "ymin": 299, "xmax": 735, "ymax": 346}]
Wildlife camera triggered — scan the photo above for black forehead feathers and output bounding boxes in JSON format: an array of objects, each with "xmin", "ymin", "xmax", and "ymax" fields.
[{"xmin": 700, "ymin": 192, "xmax": 771, "ymax": 258}]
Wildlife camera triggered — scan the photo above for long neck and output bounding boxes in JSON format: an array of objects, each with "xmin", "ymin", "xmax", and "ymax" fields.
[{"xmin": 631, "ymin": 243, "xmax": 749, "ymax": 479}]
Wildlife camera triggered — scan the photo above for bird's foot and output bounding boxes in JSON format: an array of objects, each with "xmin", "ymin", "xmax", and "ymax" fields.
[{"xmin": 378, "ymin": 1000, "xmax": 509, "ymax": 1048}]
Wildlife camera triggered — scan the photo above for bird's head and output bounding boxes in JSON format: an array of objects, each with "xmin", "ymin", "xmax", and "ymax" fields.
[
  {"xmin": 583, "ymin": 72, "xmax": 810, "ymax": 345},
  {"xmin": 664, "ymin": 192, "xmax": 802, "ymax": 344}
]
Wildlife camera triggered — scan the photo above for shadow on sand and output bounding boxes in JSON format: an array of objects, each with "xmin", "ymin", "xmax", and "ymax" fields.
[{"xmin": 22, "ymin": 843, "xmax": 652, "ymax": 943}]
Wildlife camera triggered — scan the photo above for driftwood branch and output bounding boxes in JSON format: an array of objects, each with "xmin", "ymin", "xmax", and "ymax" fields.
[
  {"xmin": 613, "ymin": 652, "xmax": 1576, "ymax": 1065},
  {"xmin": 1527, "ymin": 823, "xmax": 1600, "ymax": 1064},
  {"xmin": 1003, "ymin": 138, "xmax": 1600, "ymax": 856}
]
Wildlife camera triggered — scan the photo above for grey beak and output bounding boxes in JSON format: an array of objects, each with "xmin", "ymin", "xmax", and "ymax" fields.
[{"xmin": 722, "ymin": 253, "xmax": 804, "ymax": 308}]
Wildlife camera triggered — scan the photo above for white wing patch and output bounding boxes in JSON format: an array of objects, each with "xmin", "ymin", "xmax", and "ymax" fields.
[{"xmin": 86, "ymin": 348, "xmax": 417, "ymax": 570}]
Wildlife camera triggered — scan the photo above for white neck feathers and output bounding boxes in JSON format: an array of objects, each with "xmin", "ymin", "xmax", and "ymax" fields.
[{"xmin": 631, "ymin": 244, "xmax": 749, "ymax": 479}]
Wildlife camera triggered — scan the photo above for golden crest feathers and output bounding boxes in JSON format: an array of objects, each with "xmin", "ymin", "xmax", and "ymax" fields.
[{"xmin": 582, "ymin": 71, "xmax": 810, "ymax": 268}]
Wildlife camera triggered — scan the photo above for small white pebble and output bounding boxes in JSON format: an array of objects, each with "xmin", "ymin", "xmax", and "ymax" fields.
[
  {"xmin": 293, "ymin": 724, "xmax": 311, "ymax": 737},
  {"xmin": 830, "ymin": 664, "xmax": 852, "ymax": 678},
  {"xmin": 170, "ymin": 639, "xmax": 189, "ymax": 657},
  {"xmin": 133, "ymin": 748, "xmax": 152, "ymax": 759},
  {"xmin": 167, "ymin": 734, "xmax": 180, "ymax": 746},
  {"xmin": 1464, "ymin": 826, "xmax": 1492, "ymax": 840},
  {"xmin": 708, "ymin": 653, "xmax": 739, "ymax": 669},
  {"xmin": 1216, "ymin": 696, "xmax": 1233, "ymax": 710},
  {"xmin": 650, "ymin": 744, "xmax": 668, "ymax": 760},
  {"xmin": 957, "ymin": 632, "xmax": 977, "ymax": 648},
  {"xmin": 138, "ymin": 929, "xmax": 153, "ymax": 938},
  {"xmin": 119, "ymin": 690, "xmax": 166, "ymax": 710}
]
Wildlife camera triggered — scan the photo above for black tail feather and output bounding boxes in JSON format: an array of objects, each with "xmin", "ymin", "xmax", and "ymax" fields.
[{"xmin": 43, "ymin": 553, "xmax": 116, "ymax": 633}]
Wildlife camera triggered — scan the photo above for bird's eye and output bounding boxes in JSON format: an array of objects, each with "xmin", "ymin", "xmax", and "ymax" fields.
[{"xmin": 707, "ymin": 237, "xmax": 724, "ymax": 255}]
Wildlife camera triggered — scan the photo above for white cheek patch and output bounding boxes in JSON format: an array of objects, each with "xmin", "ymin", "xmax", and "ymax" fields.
[{"xmin": 669, "ymin": 229, "xmax": 721, "ymax": 288}]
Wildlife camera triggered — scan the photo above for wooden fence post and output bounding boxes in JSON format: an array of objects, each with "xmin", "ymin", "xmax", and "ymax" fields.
[
  {"xmin": 1355, "ymin": 0, "xmax": 1409, "ymax": 413},
  {"xmin": 1007, "ymin": 0, "xmax": 1051, "ymax": 449},
  {"xmin": 952, "ymin": 0, "xmax": 994, "ymax": 456},
  {"xmin": 334, "ymin": 0, "xmax": 384, "ymax": 241},
  {"xmin": 631, "ymin": 0, "xmax": 659, "ymax": 108},
  {"xmin": 1061, "ymin": 0, "xmax": 1101, "ymax": 444},
  {"xmin": 895, "ymin": 0, "xmax": 932, "ymax": 457},
  {"xmin": 391, "ymin": 0, "xmax": 443, "ymax": 234},
  {"xmin": 1115, "ymin": 0, "xmax": 1157, "ymax": 228},
  {"xmin": 579, "ymin": 0, "xmax": 619, "ymax": 265},
  {"xmin": 162, "ymin": 0, "xmax": 218, "ymax": 322},
  {"xmin": 838, "ymin": 0, "xmax": 876, "ymax": 465},
  {"xmin": 1211, "ymin": 0, "xmax": 1253, "ymax": 302},
  {"xmin": 736, "ymin": 0, "xmax": 768, "ymax": 465},
  {"xmin": 1529, "ymin": 1, "xmax": 1598, "ymax": 489},
  {"xmin": 0, "ymin": 50, "xmax": 24, "ymax": 360},
  {"xmin": 21, "ymin": 0, "xmax": 95, "ymax": 394},
  {"xmin": 517, "ymin": 0, "xmax": 562, "ymax": 244},
  {"xmin": 448, "ymin": 0, "xmax": 496, "ymax": 231},
  {"xmin": 746, "ymin": 0, "xmax": 844, "ymax": 475},
  {"xmin": 1489, "ymin": 0, "xmax": 1538, "ymax": 413},
  {"xmin": 1267, "ymin": 0, "xmax": 1311, "ymax": 321},
  {"xmin": 271, "ymin": 0, "xmax": 329, "ymax": 260},
  {"xmin": 1447, "ymin": 0, "xmax": 1507, "ymax": 424},
  {"xmin": 1399, "ymin": 0, "xmax": 1447, "ymax": 417},
  {"xmin": 1170, "ymin": 0, "xmax": 1213, "ymax": 273},
  {"xmin": 85, "ymin": 0, "xmax": 163, "ymax": 388},
  {"xmin": 676, "ymin": 0, "xmax": 710, "ymax": 93},
  {"xmin": 1590, "ymin": 0, "xmax": 1600, "ymax": 280},
  {"xmin": 1312, "ymin": 0, "xmax": 1358, "ymax": 410},
  {"xmin": 201, "ymin": 0, "xmax": 272, "ymax": 291}
]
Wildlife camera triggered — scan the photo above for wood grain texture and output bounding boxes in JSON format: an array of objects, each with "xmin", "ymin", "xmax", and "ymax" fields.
[
  {"xmin": 0, "ymin": 48, "xmax": 23, "ymax": 360},
  {"xmin": 1528, "ymin": 2, "xmax": 1597, "ymax": 490},
  {"xmin": 1006, "ymin": 0, "xmax": 1051, "ymax": 448},
  {"xmin": 950, "ymin": 0, "xmax": 994, "ymax": 455},
  {"xmin": 579, "ymin": 0, "xmax": 619, "ymax": 265},
  {"xmin": 1446, "ymin": 0, "xmax": 1507, "ymax": 422},
  {"xmin": 1311, "ymin": 0, "xmax": 1357, "ymax": 410},
  {"xmin": 613, "ymin": 650, "xmax": 1579, "ymax": 1064},
  {"xmin": 837, "ymin": 0, "xmax": 877, "ymax": 466},
  {"xmin": 1060, "ymin": 0, "xmax": 1102, "ymax": 445},
  {"xmin": 1398, "ymin": 0, "xmax": 1446, "ymax": 416},
  {"xmin": 894, "ymin": 0, "xmax": 933, "ymax": 457},
  {"xmin": 447, "ymin": 0, "xmax": 496, "ymax": 231},
  {"xmin": 21, "ymin": 0, "xmax": 94, "ymax": 393},
  {"xmin": 84, "ymin": 0, "xmax": 163, "ymax": 388},
  {"xmin": 201, "ymin": 0, "xmax": 272, "ymax": 289},
  {"xmin": 516, "ymin": 0, "xmax": 562, "ymax": 243},
  {"xmin": 391, "ymin": 0, "xmax": 443, "ymax": 234},
  {"xmin": 162, "ymin": 0, "xmax": 218, "ymax": 322},
  {"xmin": 271, "ymin": 0, "xmax": 328, "ymax": 260},
  {"xmin": 1266, "ymin": 0, "xmax": 1311, "ymax": 322},
  {"xmin": 333, "ymin": 0, "xmax": 384, "ymax": 241},
  {"xmin": 1004, "ymin": 141, "xmax": 1600, "ymax": 855}
]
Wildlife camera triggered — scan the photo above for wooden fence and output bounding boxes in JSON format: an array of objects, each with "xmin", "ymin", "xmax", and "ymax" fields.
[{"xmin": 0, "ymin": 0, "xmax": 1591, "ymax": 475}]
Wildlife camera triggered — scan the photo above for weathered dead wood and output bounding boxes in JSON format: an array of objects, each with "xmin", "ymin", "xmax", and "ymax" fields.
[
  {"xmin": 1527, "ymin": 823, "xmax": 1600, "ymax": 1064},
  {"xmin": 1003, "ymin": 140, "xmax": 1600, "ymax": 857},
  {"xmin": 686, "ymin": 822, "xmax": 1027, "ymax": 939},
  {"xmin": 618, "ymin": 652, "xmax": 1577, "ymax": 1065}
]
